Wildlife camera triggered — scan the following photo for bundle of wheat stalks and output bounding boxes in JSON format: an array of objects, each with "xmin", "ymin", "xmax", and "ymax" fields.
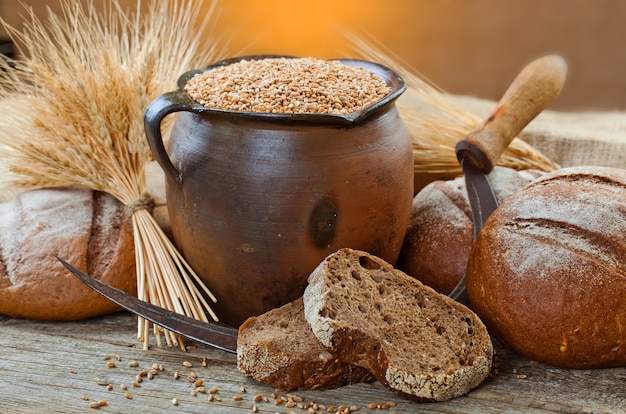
[{"xmin": 0, "ymin": 0, "xmax": 225, "ymax": 349}]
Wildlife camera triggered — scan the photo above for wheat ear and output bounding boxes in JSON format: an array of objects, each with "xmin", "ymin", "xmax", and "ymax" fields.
[{"xmin": 349, "ymin": 34, "xmax": 559, "ymax": 176}]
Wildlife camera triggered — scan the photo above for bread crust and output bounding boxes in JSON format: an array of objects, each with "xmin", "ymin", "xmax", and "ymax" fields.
[
  {"xmin": 467, "ymin": 166, "xmax": 626, "ymax": 369},
  {"xmin": 0, "ymin": 187, "xmax": 136, "ymax": 320},
  {"xmin": 237, "ymin": 297, "xmax": 374, "ymax": 390},
  {"xmin": 304, "ymin": 248, "xmax": 493, "ymax": 402},
  {"xmin": 398, "ymin": 167, "xmax": 542, "ymax": 294}
]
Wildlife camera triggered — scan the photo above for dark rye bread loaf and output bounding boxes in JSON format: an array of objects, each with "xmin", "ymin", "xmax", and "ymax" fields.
[
  {"xmin": 237, "ymin": 297, "xmax": 375, "ymax": 391},
  {"xmin": 303, "ymin": 248, "xmax": 493, "ymax": 402},
  {"xmin": 467, "ymin": 166, "xmax": 626, "ymax": 369},
  {"xmin": 398, "ymin": 167, "xmax": 543, "ymax": 294}
]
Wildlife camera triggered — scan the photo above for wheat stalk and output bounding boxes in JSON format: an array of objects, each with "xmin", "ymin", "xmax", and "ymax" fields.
[
  {"xmin": 0, "ymin": 0, "xmax": 226, "ymax": 349},
  {"xmin": 350, "ymin": 35, "xmax": 560, "ymax": 176}
]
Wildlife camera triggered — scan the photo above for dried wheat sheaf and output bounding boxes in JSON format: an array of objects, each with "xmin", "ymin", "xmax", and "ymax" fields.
[
  {"xmin": 0, "ymin": 0, "xmax": 226, "ymax": 349},
  {"xmin": 350, "ymin": 35, "xmax": 559, "ymax": 177}
]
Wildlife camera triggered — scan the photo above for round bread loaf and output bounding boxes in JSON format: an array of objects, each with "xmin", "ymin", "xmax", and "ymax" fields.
[
  {"xmin": 0, "ymin": 187, "xmax": 136, "ymax": 320},
  {"xmin": 397, "ymin": 167, "xmax": 543, "ymax": 294},
  {"xmin": 466, "ymin": 166, "xmax": 626, "ymax": 369}
]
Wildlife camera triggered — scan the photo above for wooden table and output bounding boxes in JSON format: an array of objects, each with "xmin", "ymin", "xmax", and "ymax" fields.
[
  {"xmin": 1, "ymin": 101, "xmax": 624, "ymax": 413},
  {"xmin": 1, "ymin": 311, "xmax": 624, "ymax": 413}
]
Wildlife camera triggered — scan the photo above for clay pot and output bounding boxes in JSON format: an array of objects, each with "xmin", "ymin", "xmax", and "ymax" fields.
[{"xmin": 144, "ymin": 56, "xmax": 413, "ymax": 326}]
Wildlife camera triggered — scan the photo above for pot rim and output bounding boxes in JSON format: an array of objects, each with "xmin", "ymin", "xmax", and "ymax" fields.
[{"xmin": 174, "ymin": 54, "xmax": 407, "ymax": 125}]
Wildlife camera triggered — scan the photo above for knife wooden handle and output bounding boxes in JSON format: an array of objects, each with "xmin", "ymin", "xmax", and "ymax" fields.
[{"xmin": 456, "ymin": 54, "xmax": 568, "ymax": 173}]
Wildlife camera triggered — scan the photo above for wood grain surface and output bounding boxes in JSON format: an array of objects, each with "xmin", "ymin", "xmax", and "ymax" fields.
[
  {"xmin": 1, "ymin": 99, "xmax": 624, "ymax": 413},
  {"xmin": 1, "ymin": 311, "xmax": 624, "ymax": 413}
]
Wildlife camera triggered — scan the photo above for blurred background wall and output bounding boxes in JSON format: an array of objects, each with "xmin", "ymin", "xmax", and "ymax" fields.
[{"xmin": 1, "ymin": 0, "xmax": 624, "ymax": 111}]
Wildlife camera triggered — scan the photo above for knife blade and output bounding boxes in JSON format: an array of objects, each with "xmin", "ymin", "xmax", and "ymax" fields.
[
  {"xmin": 447, "ymin": 159, "xmax": 499, "ymax": 305},
  {"xmin": 449, "ymin": 55, "xmax": 568, "ymax": 306},
  {"xmin": 57, "ymin": 257, "xmax": 239, "ymax": 353}
]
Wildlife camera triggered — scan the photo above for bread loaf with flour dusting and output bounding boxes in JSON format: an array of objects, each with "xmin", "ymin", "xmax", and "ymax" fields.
[
  {"xmin": 0, "ymin": 187, "xmax": 136, "ymax": 320},
  {"xmin": 467, "ymin": 166, "xmax": 626, "ymax": 369}
]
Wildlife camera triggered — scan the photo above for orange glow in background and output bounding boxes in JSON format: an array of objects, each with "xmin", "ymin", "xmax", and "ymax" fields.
[
  {"xmin": 207, "ymin": 0, "xmax": 390, "ymax": 59},
  {"xmin": 203, "ymin": 0, "xmax": 626, "ymax": 111},
  {"xmin": 2, "ymin": 0, "xmax": 626, "ymax": 110}
]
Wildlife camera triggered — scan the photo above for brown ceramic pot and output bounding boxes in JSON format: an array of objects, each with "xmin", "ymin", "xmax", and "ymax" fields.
[{"xmin": 144, "ymin": 55, "xmax": 413, "ymax": 327}]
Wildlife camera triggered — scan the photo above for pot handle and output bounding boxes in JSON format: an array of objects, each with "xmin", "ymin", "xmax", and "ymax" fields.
[{"xmin": 144, "ymin": 90, "xmax": 200, "ymax": 184}]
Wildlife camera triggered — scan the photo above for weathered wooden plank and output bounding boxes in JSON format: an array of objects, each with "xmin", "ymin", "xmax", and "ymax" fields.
[{"xmin": 1, "ymin": 312, "xmax": 625, "ymax": 413}]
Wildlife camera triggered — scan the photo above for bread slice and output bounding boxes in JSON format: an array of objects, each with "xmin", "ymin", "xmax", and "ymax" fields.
[
  {"xmin": 303, "ymin": 248, "xmax": 493, "ymax": 402},
  {"xmin": 237, "ymin": 297, "xmax": 375, "ymax": 391}
]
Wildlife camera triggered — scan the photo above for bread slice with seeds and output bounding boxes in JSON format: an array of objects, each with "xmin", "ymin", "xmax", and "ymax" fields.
[
  {"xmin": 303, "ymin": 248, "xmax": 493, "ymax": 402},
  {"xmin": 237, "ymin": 297, "xmax": 375, "ymax": 391}
]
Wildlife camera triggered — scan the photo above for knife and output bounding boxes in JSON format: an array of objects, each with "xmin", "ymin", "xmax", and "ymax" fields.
[
  {"xmin": 449, "ymin": 55, "xmax": 567, "ymax": 305},
  {"xmin": 57, "ymin": 257, "xmax": 239, "ymax": 353}
]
